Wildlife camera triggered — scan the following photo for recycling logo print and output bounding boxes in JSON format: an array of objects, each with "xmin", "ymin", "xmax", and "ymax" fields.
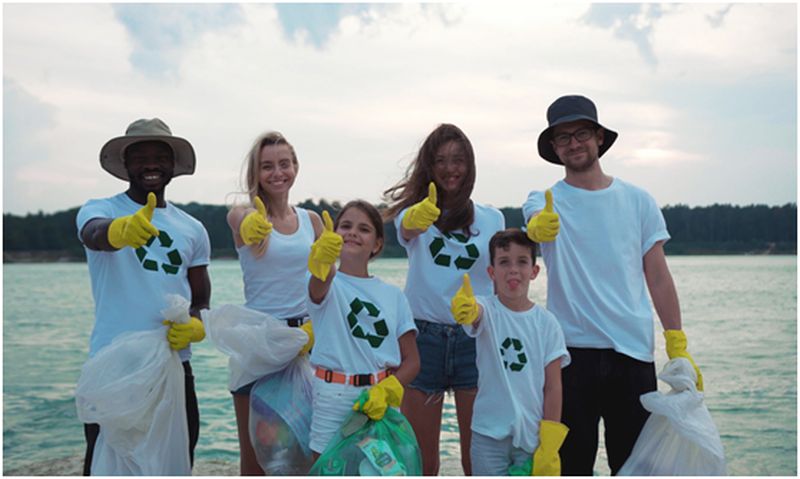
[
  {"xmin": 135, "ymin": 230, "xmax": 183, "ymax": 275},
  {"xmin": 347, "ymin": 297, "xmax": 388, "ymax": 349},
  {"xmin": 500, "ymin": 337, "xmax": 528, "ymax": 372},
  {"xmin": 428, "ymin": 232, "xmax": 480, "ymax": 270}
]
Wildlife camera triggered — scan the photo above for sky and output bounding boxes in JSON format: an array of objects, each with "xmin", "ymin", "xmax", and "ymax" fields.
[{"xmin": 3, "ymin": 2, "xmax": 797, "ymax": 216}]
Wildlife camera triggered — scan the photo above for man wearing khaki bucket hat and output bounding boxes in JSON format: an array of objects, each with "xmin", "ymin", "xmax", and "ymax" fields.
[
  {"xmin": 76, "ymin": 118, "xmax": 211, "ymax": 474},
  {"xmin": 521, "ymin": 95, "xmax": 703, "ymax": 475}
]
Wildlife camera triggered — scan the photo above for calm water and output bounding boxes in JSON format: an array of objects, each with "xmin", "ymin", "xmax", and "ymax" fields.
[{"xmin": 3, "ymin": 256, "xmax": 797, "ymax": 475}]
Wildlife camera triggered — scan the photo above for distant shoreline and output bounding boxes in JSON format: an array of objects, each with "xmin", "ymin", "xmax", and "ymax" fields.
[{"xmin": 3, "ymin": 247, "xmax": 795, "ymax": 264}]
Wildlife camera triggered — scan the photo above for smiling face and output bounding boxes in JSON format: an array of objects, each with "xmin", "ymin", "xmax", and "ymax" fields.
[
  {"xmin": 488, "ymin": 241, "xmax": 539, "ymax": 303},
  {"xmin": 258, "ymin": 144, "xmax": 297, "ymax": 197},
  {"xmin": 432, "ymin": 140, "xmax": 468, "ymax": 196},
  {"xmin": 124, "ymin": 140, "xmax": 175, "ymax": 194},
  {"xmin": 335, "ymin": 205, "xmax": 384, "ymax": 265},
  {"xmin": 551, "ymin": 120, "xmax": 604, "ymax": 173}
]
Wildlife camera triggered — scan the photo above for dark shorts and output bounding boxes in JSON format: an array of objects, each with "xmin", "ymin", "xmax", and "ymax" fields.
[
  {"xmin": 408, "ymin": 319, "xmax": 478, "ymax": 395},
  {"xmin": 82, "ymin": 361, "xmax": 200, "ymax": 475},
  {"xmin": 559, "ymin": 348, "xmax": 657, "ymax": 476}
]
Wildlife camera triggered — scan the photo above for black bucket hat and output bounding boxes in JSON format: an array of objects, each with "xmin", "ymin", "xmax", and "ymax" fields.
[
  {"xmin": 100, "ymin": 118, "xmax": 196, "ymax": 181},
  {"xmin": 537, "ymin": 95, "xmax": 618, "ymax": 165}
]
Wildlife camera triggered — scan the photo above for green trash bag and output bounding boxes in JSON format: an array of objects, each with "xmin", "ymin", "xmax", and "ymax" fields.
[
  {"xmin": 508, "ymin": 457, "xmax": 533, "ymax": 476},
  {"xmin": 309, "ymin": 391, "xmax": 422, "ymax": 476}
]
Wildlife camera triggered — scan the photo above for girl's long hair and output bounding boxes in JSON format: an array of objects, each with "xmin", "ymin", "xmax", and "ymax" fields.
[
  {"xmin": 382, "ymin": 123, "xmax": 476, "ymax": 234},
  {"xmin": 241, "ymin": 131, "xmax": 298, "ymax": 257}
]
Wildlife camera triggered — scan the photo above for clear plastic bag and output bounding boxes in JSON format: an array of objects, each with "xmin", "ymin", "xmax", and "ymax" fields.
[
  {"xmin": 618, "ymin": 358, "xmax": 727, "ymax": 476},
  {"xmin": 249, "ymin": 355, "xmax": 315, "ymax": 475},
  {"xmin": 202, "ymin": 304, "xmax": 308, "ymax": 391},
  {"xmin": 74, "ymin": 294, "xmax": 191, "ymax": 475},
  {"xmin": 309, "ymin": 391, "xmax": 422, "ymax": 476},
  {"xmin": 75, "ymin": 329, "xmax": 189, "ymax": 475}
]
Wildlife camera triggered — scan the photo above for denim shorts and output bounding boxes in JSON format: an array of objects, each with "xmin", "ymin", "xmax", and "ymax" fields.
[{"xmin": 408, "ymin": 319, "xmax": 478, "ymax": 395}]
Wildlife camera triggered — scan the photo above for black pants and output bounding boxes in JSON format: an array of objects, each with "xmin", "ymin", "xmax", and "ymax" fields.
[
  {"xmin": 560, "ymin": 348, "xmax": 656, "ymax": 476},
  {"xmin": 82, "ymin": 361, "xmax": 200, "ymax": 476}
]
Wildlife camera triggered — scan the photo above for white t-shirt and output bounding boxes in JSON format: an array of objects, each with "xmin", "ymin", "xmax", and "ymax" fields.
[
  {"xmin": 466, "ymin": 296, "xmax": 569, "ymax": 453},
  {"xmin": 238, "ymin": 207, "xmax": 314, "ymax": 319},
  {"xmin": 522, "ymin": 178, "xmax": 670, "ymax": 362},
  {"xmin": 395, "ymin": 202, "xmax": 505, "ymax": 324},
  {"xmin": 306, "ymin": 271, "xmax": 417, "ymax": 375},
  {"xmin": 77, "ymin": 193, "xmax": 211, "ymax": 361}
]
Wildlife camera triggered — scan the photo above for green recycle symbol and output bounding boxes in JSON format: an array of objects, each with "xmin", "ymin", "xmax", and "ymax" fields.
[
  {"xmin": 135, "ymin": 230, "xmax": 183, "ymax": 275},
  {"xmin": 347, "ymin": 297, "xmax": 389, "ymax": 349},
  {"xmin": 500, "ymin": 337, "xmax": 528, "ymax": 372},
  {"xmin": 428, "ymin": 232, "xmax": 480, "ymax": 270}
]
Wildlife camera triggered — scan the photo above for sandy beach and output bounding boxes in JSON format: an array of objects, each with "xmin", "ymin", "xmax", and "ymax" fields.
[{"xmin": 5, "ymin": 455, "xmax": 465, "ymax": 476}]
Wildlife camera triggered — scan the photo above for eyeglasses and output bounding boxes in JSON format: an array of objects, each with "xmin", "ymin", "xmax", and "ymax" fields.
[{"xmin": 552, "ymin": 128, "xmax": 596, "ymax": 147}]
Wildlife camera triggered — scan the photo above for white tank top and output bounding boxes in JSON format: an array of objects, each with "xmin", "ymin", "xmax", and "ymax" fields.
[{"xmin": 237, "ymin": 207, "xmax": 315, "ymax": 319}]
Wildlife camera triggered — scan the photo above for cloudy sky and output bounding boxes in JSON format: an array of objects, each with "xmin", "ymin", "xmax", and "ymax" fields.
[{"xmin": 3, "ymin": 2, "xmax": 796, "ymax": 216}]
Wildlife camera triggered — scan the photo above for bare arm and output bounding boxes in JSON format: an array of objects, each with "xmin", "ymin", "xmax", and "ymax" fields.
[
  {"xmin": 392, "ymin": 330, "xmax": 421, "ymax": 386},
  {"xmin": 541, "ymin": 358, "xmax": 563, "ymax": 422},
  {"xmin": 643, "ymin": 241, "xmax": 682, "ymax": 331},
  {"xmin": 80, "ymin": 218, "xmax": 117, "ymax": 251},
  {"xmin": 400, "ymin": 223, "xmax": 426, "ymax": 242},
  {"xmin": 188, "ymin": 265, "xmax": 211, "ymax": 319},
  {"xmin": 308, "ymin": 210, "xmax": 323, "ymax": 240},
  {"xmin": 308, "ymin": 265, "xmax": 336, "ymax": 304},
  {"xmin": 226, "ymin": 205, "xmax": 249, "ymax": 248}
]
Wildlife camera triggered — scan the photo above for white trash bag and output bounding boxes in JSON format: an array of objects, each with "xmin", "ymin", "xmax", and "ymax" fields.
[
  {"xmin": 619, "ymin": 357, "xmax": 727, "ymax": 476},
  {"xmin": 75, "ymin": 294, "xmax": 191, "ymax": 475},
  {"xmin": 202, "ymin": 304, "xmax": 308, "ymax": 391}
]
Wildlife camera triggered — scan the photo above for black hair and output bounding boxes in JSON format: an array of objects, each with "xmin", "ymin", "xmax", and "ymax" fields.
[{"xmin": 488, "ymin": 228, "xmax": 537, "ymax": 266}]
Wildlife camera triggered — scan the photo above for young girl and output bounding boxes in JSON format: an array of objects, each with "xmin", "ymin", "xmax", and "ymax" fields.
[
  {"xmin": 226, "ymin": 131, "xmax": 322, "ymax": 474},
  {"xmin": 305, "ymin": 200, "xmax": 420, "ymax": 457},
  {"xmin": 383, "ymin": 123, "xmax": 505, "ymax": 475}
]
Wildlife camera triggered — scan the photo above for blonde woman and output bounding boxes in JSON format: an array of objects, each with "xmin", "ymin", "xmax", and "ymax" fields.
[{"xmin": 226, "ymin": 131, "xmax": 322, "ymax": 474}]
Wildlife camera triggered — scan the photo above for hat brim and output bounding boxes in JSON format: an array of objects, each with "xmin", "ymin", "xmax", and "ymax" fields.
[
  {"xmin": 537, "ymin": 115, "xmax": 618, "ymax": 165},
  {"xmin": 99, "ymin": 135, "xmax": 196, "ymax": 181}
]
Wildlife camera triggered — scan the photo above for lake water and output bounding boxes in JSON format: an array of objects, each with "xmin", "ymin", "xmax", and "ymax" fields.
[{"xmin": 3, "ymin": 256, "xmax": 797, "ymax": 475}]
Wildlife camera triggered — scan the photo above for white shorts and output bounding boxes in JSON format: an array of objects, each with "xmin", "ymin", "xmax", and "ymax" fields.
[{"xmin": 309, "ymin": 376, "xmax": 368, "ymax": 454}]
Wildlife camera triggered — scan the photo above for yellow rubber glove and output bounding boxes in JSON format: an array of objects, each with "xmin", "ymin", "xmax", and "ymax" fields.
[
  {"xmin": 299, "ymin": 321, "xmax": 314, "ymax": 355},
  {"xmin": 162, "ymin": 316, "xmax": 205, "ymax": 350},
  {"xmin": 308, "ymin": 210, "xmax": 343, "ymax": 282},
  {"xmin": 526, "ymin": 189, "xmax": 559, "ymax": 243},
  {"xmin": 239, "ymin": 197, "xmax": 273, "ymax": 245},
  {"xmin": 353, "ymin": 375, "xmax": 404, "ymax": 421},
  {"xmin": 532, "ymin": 420, "xmax": 569, "ymax": 476},
  {"xmin": 401, "ymin": 182, "xmax": 441, "ymax": 231},
  {"xmin": 451, "ymin": 274, "xmax": 480, "ymax": 325},
  {"xmin": 108, "ymin": 192, "xmax": 159, "ymax": 249},
  {"xmin": 664, "ymin": 329, "xmax": 704, "ymax": 391}
]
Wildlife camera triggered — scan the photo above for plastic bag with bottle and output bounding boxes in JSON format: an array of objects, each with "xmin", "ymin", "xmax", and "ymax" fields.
[
  {"xmin": 309, "ymin": 390, "xmax": 422, "ymax": 476},
  {"xmin": 249, "ymin": 354, "xmax": 315, "ymax": 474}
]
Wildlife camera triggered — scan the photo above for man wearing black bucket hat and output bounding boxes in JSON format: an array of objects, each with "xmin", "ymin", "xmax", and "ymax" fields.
[
  {"xmin": 76, "ymin": 118, "xmax": 211, "ymax": 474},
  {"xmin": 522, "ymin": 95, "xmax": 703, "ymax": 475}
]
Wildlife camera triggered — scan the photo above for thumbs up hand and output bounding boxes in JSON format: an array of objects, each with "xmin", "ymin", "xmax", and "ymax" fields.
[
  {"xmin": 108, "ymin": 192, "xmax": 160, "ymax": 249},
  {"xmin": 451, "ymin": 274, "xmax": 480, "ymax": 325},
  {"xmin": 526, "ymin": 189, "xmax": 560, "ymax": 243},
  {"xmin": 401, "ymin": 182, "xmax": 441, "ymax": 231},
  {"xmin": 308, "ymin": 210, "xmax": 343, "ymax": 281},
  {"xmin": 239, "ymin": 196, "xmax": 273, "ymax": 245}
]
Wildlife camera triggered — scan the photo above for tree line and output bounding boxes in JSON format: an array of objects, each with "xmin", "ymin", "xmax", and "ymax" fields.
[{"xmin": 3, "ymin": 201, "xmax": 796, "ymax": 261}]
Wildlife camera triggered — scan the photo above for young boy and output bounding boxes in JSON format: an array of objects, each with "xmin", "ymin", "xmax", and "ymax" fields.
[{"xmin": 450, "ymin": 228, "xmax": 570, "ymax": 476}]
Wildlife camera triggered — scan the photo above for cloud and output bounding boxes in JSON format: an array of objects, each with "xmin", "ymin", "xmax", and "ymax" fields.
[
  {"xmin": 113, "ymin": 4, "xmax": 244, "ymax": 78},
  {"xmin": 2, "ymin": 3, "xmax": 796, "ymax": 215},
  {"xmin": 582, "ymin": 4, "xmax": 666, "ymax": 66}
]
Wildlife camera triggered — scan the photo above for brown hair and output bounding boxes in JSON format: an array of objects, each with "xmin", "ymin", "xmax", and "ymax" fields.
[
  {"xmin": 383, "ymin": 123, "xmax": 476, "ymax": 235},
  {"xmin": 335, "ymin": 200, "xmax": 385, "ymax": 259},
  {"xmin": 489, "ymin": 229, "xmax": 537, "ymax": 266}
]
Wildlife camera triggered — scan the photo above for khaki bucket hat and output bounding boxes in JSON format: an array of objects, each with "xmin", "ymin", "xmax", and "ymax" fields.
[{"xmin": 99, "ymin": 118, "xmax": 196, "ymax": 180}]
